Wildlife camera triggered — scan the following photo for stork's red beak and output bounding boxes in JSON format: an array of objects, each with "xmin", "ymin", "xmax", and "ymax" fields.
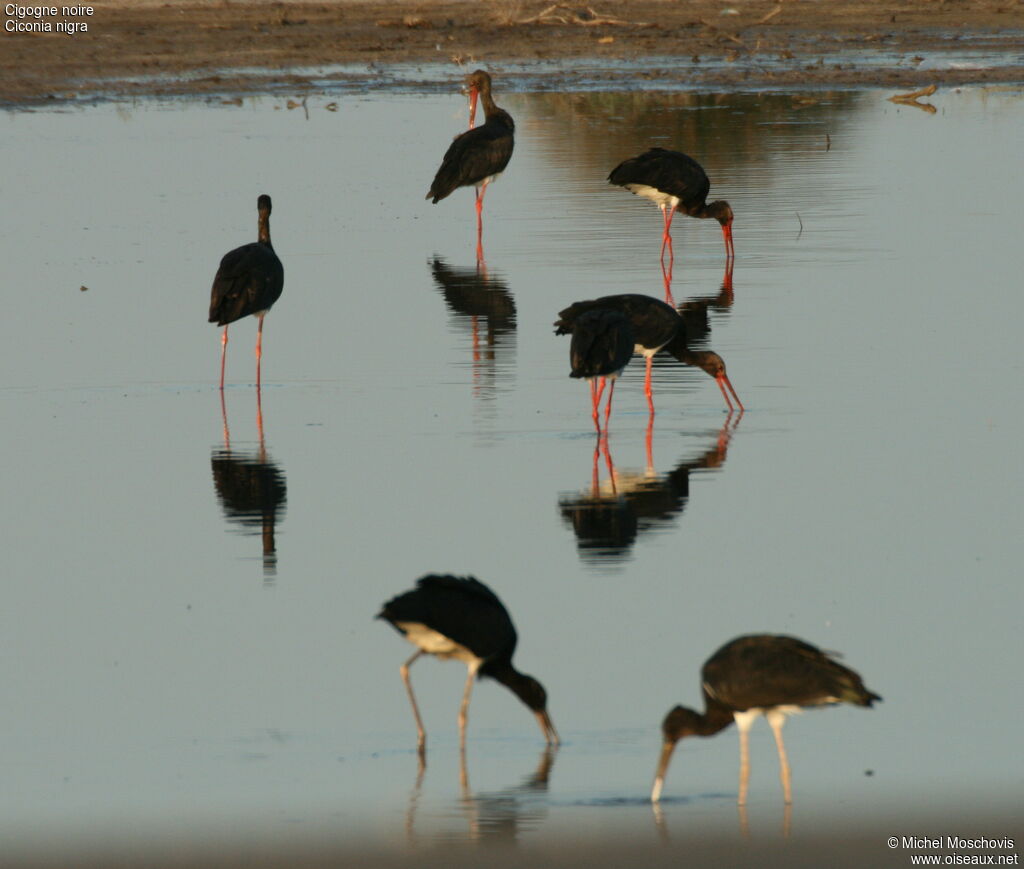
[
  {"xmin": 716, "ymin": 371, "xmax": 744, "ymax": 412},
  {"xmin": 651, "ymin": 739, "xmax": 678, "ymax": 802},
  {"xmin": 468, "ymin": 87, "xmax": 479, "ymax": 128},
  {"xmin": 535, "ymin": 709, "xmax": 560, "ymax": 746},
  {"xmin": 723, "ymin": 221, "xmax": 735, "ymax": 259}
]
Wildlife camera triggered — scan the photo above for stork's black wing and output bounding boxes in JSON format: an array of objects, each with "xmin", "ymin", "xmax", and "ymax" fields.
[
  {"xmin": 427, "ymin": 113, "xmax": 515, "ymax": 204},
  {"xmin": 608, "ymin": 148, "xmax": 710, "ymax": 206},
  {"xmin": 702, "ymin": 634, "xmax": 881, "ymax": 710},
  {"xmin": 569, "ymin": 308, "xmax": 633, "ymax": 379},
  {"xmin": 209, "ymin": 242, "xmax": 284, "ymax": 327},
  {"xmin": 378, "ymin": 574, "xmax": 519, "ymax": 661}
]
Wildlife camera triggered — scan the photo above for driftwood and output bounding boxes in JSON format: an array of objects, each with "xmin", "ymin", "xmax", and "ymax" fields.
[
  {"xmin": 890, "ymin": 84, "xmax": 937, "ymax": 101},
  {"xmin": 698, "ymin": 18, "xmax": 746, "ymax": 46},
  {"xmin": 517, "ymin": 4, "xmax": 646, "ymax": 26},
  {"xmin": 889, "ymin": 84, "xmax": 938, "ymax": 113}
]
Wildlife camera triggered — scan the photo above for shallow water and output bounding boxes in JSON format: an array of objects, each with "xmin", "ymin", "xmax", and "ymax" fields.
[{"xmin": 2, "ymin": 85, "xmax": 1023, "ymax": 854}]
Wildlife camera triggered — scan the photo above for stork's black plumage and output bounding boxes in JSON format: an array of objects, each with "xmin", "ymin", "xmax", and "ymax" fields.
[
  {"xmin": 556, "ymin": 294, "xmax": 744, "ymax": 413},
  {"xmin": 208, "ymin": 194, "xmax": 284, "ymax": 390},
  {"xmin": 569, "ymin": 309, "xmax": 634, "ymax": 381},
  {"xmin": 566, "ymin": 309, "xmax": 634, "ymax": 431},
  {"xmin": 608, "ymin": 148, "xmax": 734, "ymax": 260},
  {"xmin": 426, "ymin": 71, "xmax": 514, "ymax": 205},
  {"xmin": 378, "ymin": 574, "xmax": 559, "ymax": 753},
  {"xmin": 652, "ymin": 634, "xmax": 881, "ymax": 805},
  {"xmin": 556, "ymin": 294, "xmax": 680, "ymax": 415},
  {"xmin": 427, "ymin": 71, "xmax": 513, "ymax": 262}
]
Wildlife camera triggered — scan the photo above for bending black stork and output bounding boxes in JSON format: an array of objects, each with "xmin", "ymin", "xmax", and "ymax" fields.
[
  {"xmin": 569, "ymin": 308, "xmax": 634, "ymax": 432},
  {"xmin": 556, "ymin": 294, "xmax": 680, "ymax": 415},
  {"xmin": 651, "ymin": 634, "xmax": 881, "ymax": 805},
  {"xmin": 378, "ymin": 574, "xmax": 559, "ymax": 754},
  {"xmin": 608, "ymin": 148, "xmax": 734, "ymax": 262},
  {"xmin": 208, "ymin": 195, "xmax": 284, "ymax": 390},
  {"xmin": 426, "ymin": 70, "xmax": 514, "ymax": 261}
]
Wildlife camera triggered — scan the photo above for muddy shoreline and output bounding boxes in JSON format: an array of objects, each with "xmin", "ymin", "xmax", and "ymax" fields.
[{"xmin": 2, "ymin": 0, "xmax": 1024, "ymax": 105}]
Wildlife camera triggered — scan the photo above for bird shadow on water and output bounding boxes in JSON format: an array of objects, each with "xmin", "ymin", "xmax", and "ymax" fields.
[
  {"xmin": 427, "ymin": 254, "xmax": 517, "ymax": 405},
  {"xmin": 405, "ymin": 746, "xmax": 558, "ymax": 847},
  {"xmin": 210, "ymin": 387, "xmax": 288, "ymax": 581},
  {"xmin": 653, "ymin": 800, "xmax": 794, "ymax": 843},
  {"xmin": 558, "ymin": 412, "xmax": 742, "ymax": 565}
]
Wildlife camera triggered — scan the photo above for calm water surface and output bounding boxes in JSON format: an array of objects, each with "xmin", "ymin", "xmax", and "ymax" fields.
[{"xmin": 2, "ymin": 85, "xmax": 1022, "ymax": 854}]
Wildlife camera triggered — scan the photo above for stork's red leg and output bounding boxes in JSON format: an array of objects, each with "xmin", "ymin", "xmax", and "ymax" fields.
[
  {"xmin": 255, "ymin": 314, "xmax": 266, "ymax": 389},
  {"xmin": 644, "ymin": 356, "xmax": 655, "ymax": 414},
  {"xmin": 219, "ymin": 325, "xmax": 229, "ymax": 390},
  {"xmin": 603, "ymin": 379, "xmax": 616, "ymax": 429}
]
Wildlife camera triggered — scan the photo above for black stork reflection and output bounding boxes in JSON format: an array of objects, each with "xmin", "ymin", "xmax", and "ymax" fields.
[
  {"xmin": 429, "ymin": 256, "xmax": 517, "ymax": 400},
  {"xmin": 660, "ymin": 243, "xmax": 734, "ymax": 308},
  {"xmin": 405, "ymin": 748, "xmax": 557, "ymax": 847},
  {"xmin": 660, "ymin": 260, "xmax": 742, "ymax": 411},
  {"xmin": 608, "ymin": 148, "xmax": 734, "ymax": 264},
  {"xmin": 652, "ymin": 634, "xmax": 881, "ymax": 806},
  {"xmin": 559, "ymin": 413, "xmax": 741, "ymax": 560},
  {"xmin": 427, "ymin": 70, "xmax": 514, "ymax": 264},
  {"xmin": 378, "ymin": 575, "xmax": 559, "ymax": 762},
  {"xmin": 670, "ymin": 258, "xmax": 735, "ymax": 344},
  {"xmin": 211, "ymin": 390, "xmax": 287, "ymax": 578},
  {"xmin": 209, "ymin": 194, "xmax": 284, "ymax": 390}
]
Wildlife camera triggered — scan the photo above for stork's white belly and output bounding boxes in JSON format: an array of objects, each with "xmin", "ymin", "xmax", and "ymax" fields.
[
  {"xmin": 624, "ymin": 183, "xmax": 679, "ymax": 210},
  {"xmin": 396, "ymin": 621, "xmax": 480, "ymax": 664},
  {"xmin": 476, "ymin": 171, "xmax": 503, "ymax": 189}
]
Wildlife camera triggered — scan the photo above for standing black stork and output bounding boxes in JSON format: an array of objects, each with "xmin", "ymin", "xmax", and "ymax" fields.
[
  {"xmin": 208, "ymin": 194, "xmax": 284, "ymax": 390},
  {"xmin": 427, "ymin": 70, "xmax": 514, "ymax": 262},
  {"xmin": 651, "ymin": 634, "xmax": 881, "ymax": 805},
  {"xmin": 378, "ymin": 575, "xmax": 559, "ymax": 755},
  {"xmin": 568, "ymin": 308, "xmax": 634, "ymax": 432},
  {"xmin": 556, "ymin": 294, "xmax": 681, "ymax": 415},
  {"xmin": 608, "ymin": 148, "xmax": 734, "ymax": 262}
]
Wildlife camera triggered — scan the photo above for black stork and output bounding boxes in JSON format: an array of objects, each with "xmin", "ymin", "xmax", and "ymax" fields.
[
  {"xmin": 651, "ymin": 634, "xmax": 881, "ymax": 805},
  {"xmin": 608, "ymin": 148, "xmax": 734, "ymax": 262},
  {"xmin": 555, "ymin": 294, "xmax": 681, "ymax": 415},
  {"xmin": 426, "ymin": 70, "xmax": 514, "ymax": 261},
  {"xmin": 208, "ymin": 194, "xmax": 284, "ymax": 390},
  {"xmin": 568, "ymin": 308, "xmax": 634, "ymax": 432},
  {"xmin": 378, "ymin": 574, "xmax": 559, "ymax": 754}
]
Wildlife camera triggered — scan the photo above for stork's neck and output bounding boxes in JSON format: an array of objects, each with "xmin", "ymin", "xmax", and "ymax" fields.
[
  {"xmin": 477, "ymin": 85, "xmax": 500, "ymax": 120},
  {"xmin": 697, "ymin": 694, "xmax": 736, "ymax": 736},
  {"xmin": 481, "ymin": 656, "xmax": 517, "ymax": 685},
  {"xmin": 484, "ymin": 661, "xmax": 539, "ymax": 709},
  {"xmin": 670, "ymin": 347, "xmax": 717, "ymax": 372},
  {"xmin": 258, "ymin": 213, "xmax": 273, "ymax": 248},
  {"xmin": 693, "ymin": 200, "xmax": 733, "ymax": 225}
]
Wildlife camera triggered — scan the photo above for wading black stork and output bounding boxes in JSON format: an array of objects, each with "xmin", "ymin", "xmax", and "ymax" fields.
[
  {"xmin": 427, "ymin": 70, "xmax": 514, "ymax": 262},
  {"xmin": 208, "ymin": 195, "xmax": 284, "ymax": 390},
  {"xmin": 568, "ymin": 308, "xmax": 634, "ymax": 432},
  {"xmin": 378, "ymin": 575, "xmax": 559, "ymax": 755},
  {"xmin": 608, "ymin": 148, "xmax": 734, "ymax": 262},
  {"xmin": 556, "ymin": 294, "xmax": 679, "ymax": 416},
  {"xmin": 651, "ymin": 634, "xmax": 881, "ymax": 805}
]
